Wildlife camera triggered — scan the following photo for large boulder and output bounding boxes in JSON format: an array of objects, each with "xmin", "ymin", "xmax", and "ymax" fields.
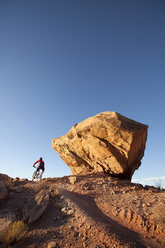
[{"xmin": 52, "ymin": 112, "xmax": 148, "ymax": 180}]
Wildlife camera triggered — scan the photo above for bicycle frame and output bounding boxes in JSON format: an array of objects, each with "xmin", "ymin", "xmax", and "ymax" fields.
[{"xmin": 32, "ymin": 166, "xmax": 42, "ymax": 181}]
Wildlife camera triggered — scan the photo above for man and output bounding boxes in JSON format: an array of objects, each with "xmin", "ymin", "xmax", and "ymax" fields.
[{"xmin": 33, "ymin": 157, "xmax": 45, "ymax": 179}]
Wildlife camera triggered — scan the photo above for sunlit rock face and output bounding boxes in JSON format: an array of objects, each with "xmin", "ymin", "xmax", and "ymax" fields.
[{"xmin": 52, "ymin": 112, "xmax": 148, "ymax": 180}]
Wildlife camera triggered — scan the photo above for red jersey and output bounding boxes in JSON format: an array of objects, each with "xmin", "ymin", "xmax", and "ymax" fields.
[{"xmin": 33, "ymin": 159, "xmax": 45, "ymax": 167}]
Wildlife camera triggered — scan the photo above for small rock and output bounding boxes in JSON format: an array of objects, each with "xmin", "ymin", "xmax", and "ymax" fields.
[
  {"xmin": 47, "ymin": 241, "xmax": 57, "ymax": 248},
  {"xmin": 15, "ymin": 185, "xmax": 23, "ymax": 193},
  {"xmin": 132, "ymin": 183, "xmax": 143, "ymax": 189},
  {"xmin": 20, "ymin": 178, "xmax": 28, "ymax": 183},
  {"xmin": 12, "ymin": 178, "xmax": 20, "ymax": 186},
  {"xmin": 61, "ymin": 207, "xmax": 67, "ymax": 213},
  {"xmin": 69, "ymin": 176, "xmax": 77, "ymax": 185},
  {"xmin": 113, "ymin": 181, "xmax": 119, "ymax": 185},
  {"xmin": 131, "ymin": 186, "xmax": 137, "ymax": 191},
  {"xmin": 67, "ymin": 209, "xmax": 74, "ymax": 215}
]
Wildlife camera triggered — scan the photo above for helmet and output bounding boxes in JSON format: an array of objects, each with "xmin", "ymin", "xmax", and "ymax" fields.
[{"xmin": 40, "ymin": 157, "xmax": 43, "ymax": 160}]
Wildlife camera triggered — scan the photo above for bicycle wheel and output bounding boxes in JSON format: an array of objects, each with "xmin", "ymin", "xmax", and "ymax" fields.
[
  {"xmin": 32, "ymin": 171, "xmax": 37, "ymax": 181},
  {"xmin": 39, "ymin": 173, "xmax": 42, "ymax": 181}
]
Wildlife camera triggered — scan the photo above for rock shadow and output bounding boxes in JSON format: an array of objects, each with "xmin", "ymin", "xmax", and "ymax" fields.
[{"xmin": 62, "ymin": 189, "xmax": 152, "ymax": 248}]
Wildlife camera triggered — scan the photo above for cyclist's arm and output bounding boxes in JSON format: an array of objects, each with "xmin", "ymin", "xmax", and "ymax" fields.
[{"xmin": 33, "ymin": 160, "xmax": 39, "ymax": 167}]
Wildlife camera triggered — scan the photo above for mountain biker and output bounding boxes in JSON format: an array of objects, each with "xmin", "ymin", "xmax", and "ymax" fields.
[{"xmin": 33, "ymin": 157, "xmax": 45, "ymax": 179}]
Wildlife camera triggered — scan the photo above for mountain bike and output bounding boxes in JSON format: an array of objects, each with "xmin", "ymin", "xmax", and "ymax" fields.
[{"xmin": 32, "ymin": 166, "xmax": 42, "ymax": 181}]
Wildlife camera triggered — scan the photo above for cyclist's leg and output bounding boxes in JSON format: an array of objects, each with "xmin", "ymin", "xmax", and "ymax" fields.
[
  {"xmin": 40, "ymin": 167, "xmax": 44, "ymax": 179},
  {"xmin": 35, "ymin": 167, "xmax": 41, "ymax": 180},
  {"xmin": 35, "ymin": 168, "xmax": 39, "ymax": 177}
]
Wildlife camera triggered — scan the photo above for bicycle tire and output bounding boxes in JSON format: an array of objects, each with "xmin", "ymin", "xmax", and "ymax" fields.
[
  {"xmin": 32, "ymin": 171, "xmax": 36, "ymax": 181},
  {"xmin": 32, "ymin": 170, "xmax": 42, "ymax": 181}
]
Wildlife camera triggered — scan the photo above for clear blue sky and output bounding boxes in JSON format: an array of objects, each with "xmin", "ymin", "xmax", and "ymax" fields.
[{"xmin": 0, "ymin": 0, "xmax": 165, "ymax": 187}]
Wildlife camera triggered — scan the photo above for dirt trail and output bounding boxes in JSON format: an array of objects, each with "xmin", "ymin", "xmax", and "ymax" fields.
[
  {"xmin": 1, "ymin": 173, "xmax": 164, "ymax": 248},
  {"xmin": 62, "ymin": 189, "xmax": 155, "ymax": 248}
]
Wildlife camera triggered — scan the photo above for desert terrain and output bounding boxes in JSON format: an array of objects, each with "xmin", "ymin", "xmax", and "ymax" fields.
[{"xmin": 0, "ymin": 172, "xmax": 164, "ymax": 248}]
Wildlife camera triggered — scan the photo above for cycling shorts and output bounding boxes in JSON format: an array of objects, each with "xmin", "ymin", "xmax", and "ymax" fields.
[{"xmin": 37, "ymin": 166, "xmax": 45, "ymax": 172}]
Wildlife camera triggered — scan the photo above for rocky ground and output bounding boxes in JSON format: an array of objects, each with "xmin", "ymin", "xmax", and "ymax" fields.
[{"xmin": 0, "ymin": 172, "xmax": 165, "ymax": 248}]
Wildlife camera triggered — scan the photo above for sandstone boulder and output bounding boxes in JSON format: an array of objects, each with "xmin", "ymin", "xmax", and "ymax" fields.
[
  {"xmin": 0, "ymin": 182, "xmax": 8, "ymax": 202},
  {"xmin": 0, "ymin": 173, "xmax": 11, "ymax": 185},
  {"xmin": 52, "ymin": 112, "xmax": 148, "ymax": 180}
]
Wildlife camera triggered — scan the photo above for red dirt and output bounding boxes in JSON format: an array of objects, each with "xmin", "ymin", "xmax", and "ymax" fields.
[{"xmin": 0, "ymin": 173, "xmax": 164, "ymax": 248}]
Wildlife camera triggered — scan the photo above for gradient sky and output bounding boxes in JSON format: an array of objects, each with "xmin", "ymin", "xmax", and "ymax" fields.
[{"xmin": 0, "ymin": 0, "xmax": 165, "ymax": 187}]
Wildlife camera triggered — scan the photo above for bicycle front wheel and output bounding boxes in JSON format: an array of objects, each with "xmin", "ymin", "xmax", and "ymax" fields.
[{"xmin": 32, "ymin": 171, "xmax": 36, "ymax": 181}]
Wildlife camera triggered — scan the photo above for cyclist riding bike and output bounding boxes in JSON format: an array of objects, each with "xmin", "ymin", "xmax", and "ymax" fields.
[{"xmin": 33, "ymin": 157, "xmax": 45, "ymax": 180}]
